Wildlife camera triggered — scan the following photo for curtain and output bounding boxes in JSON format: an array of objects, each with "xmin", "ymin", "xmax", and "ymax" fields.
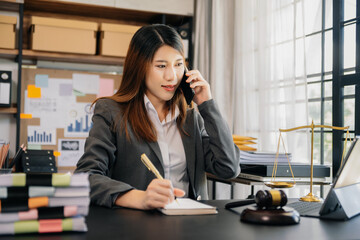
[{"xmin": 194, "ymin": 0, "xmax": 310, "ymax": 199}]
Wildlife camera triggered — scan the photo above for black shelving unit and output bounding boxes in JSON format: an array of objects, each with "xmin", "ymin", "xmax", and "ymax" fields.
[{"xmin": 15, "ymin": 3, "xmax": 23, "ymax": 151}]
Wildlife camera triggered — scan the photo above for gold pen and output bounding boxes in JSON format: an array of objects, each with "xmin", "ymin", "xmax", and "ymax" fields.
[{"xmin": 141, "ymin": 153, "xmax": 179, "ymax": 205}]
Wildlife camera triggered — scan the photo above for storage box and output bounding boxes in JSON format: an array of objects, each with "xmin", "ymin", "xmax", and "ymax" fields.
[
  {"xmin": 0, "ymin": 15, "xmax": 17, "ymax": 49},
  {"xmin": 99, "ymin": 23, "xmax": 140, "ymax": 57},
  {"xmin": 30, "ymin": 16, "xmax": 97, "ymax": 54}
]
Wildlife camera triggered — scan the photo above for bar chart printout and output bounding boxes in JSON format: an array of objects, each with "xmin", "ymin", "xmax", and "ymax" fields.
[
  {"xmin": 67, "ymin": 114, "xmax": 93, "ymax": 133},
  {"xmin": 27, "ymin": 127, "xmax": 56, "ymax": 145}
]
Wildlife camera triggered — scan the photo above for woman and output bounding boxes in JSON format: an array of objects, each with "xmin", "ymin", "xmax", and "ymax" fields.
[{"xmin": 75, "ymin": 24, "xmax": 240, "ymax": 210}]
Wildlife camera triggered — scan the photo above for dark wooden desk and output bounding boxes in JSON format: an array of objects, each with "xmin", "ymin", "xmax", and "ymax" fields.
[{"xmin": 1, "ymin": 200, "xmax": 360, "ymax": 240}]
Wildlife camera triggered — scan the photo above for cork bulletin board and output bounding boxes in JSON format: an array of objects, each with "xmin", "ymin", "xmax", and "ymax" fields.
[{"xmin": 20, "ymin": 67, "xmax": 122, "ymax": 172}]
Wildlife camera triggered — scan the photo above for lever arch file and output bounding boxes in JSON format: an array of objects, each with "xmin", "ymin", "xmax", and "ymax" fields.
[{"xmin": 0, "ymin": 71, "xmax": 11, "ymax": 107}]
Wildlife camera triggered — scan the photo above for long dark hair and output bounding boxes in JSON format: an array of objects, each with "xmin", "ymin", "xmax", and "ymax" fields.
[{"xmin": 95, "ymin": 24, "xmax": 188, "ymax": 142}]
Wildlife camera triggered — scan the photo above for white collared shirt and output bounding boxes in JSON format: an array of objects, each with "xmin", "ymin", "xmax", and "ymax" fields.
[{"xmin": 144, "ymin": 95, "xmax": 189, "ymax": 197}]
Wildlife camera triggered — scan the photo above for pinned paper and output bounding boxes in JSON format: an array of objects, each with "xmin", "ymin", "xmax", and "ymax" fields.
[
  {"xmin": 97, "ymin": 78, "xmax": 114, "ymax": 98},
  {"xmin": 35, "ymin": 74, "xmax": 49, "ymax": 88},
  {"xmin": 20, "ymin": 113, "xmax": 33, "ymax": 119},
  {"xmin": 73, "ymin": 73, "xmax": 99, "ymax": 95},
  {"xmin": 58, "ymin": 139, "xmax": 85, "ymax": 166},
  {"xmin": 27, "ymin": 85, "xmax": 41, "ymax": 98}
]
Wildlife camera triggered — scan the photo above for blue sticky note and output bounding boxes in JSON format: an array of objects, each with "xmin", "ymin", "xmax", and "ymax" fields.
[{"xmin": 35, "ymin": 74, "xmax": 49, "ymax": 88}]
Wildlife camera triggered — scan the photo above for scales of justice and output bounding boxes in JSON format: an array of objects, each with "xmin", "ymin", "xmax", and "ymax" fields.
[{"xmin": 265, "ymin": 120, "xmax": 350, "ymax": 202}]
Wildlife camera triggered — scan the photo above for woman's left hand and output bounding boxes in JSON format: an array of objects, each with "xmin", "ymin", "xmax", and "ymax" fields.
[{"xmin": 185, "ymin": 70, "xmax": 212, "ymax": 105}]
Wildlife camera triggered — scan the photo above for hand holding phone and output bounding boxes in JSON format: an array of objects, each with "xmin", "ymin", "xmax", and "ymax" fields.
[{"xmin": 179, "ymin": 70, "xmax": 195, "ymax": 105}]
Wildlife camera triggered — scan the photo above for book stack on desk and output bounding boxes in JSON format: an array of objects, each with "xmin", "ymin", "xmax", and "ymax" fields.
[
  {"xmin": 0, "ymin": 172, "xmax": 90, "ymax": 235},
  {"xmin": 240, "ymin": 150, "xmax": 292, "ymax": 163}
]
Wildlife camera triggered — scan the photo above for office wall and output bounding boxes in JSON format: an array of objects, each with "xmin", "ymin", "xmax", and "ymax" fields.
[{"xmin": 0, "ymin": 0, "xmax": 194, "ymax": 156}]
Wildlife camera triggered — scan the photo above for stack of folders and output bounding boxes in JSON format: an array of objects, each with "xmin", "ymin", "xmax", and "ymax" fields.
[
  {"xmin": 233, "ymin": 135, "xmax": 257, "ymax": 151},
  {"xmin": 239, "ymin": 150, "xmax": 292, "ymax": 164},
  {"xmin": 0, "ymin": 172, "xmax": 90, "ymax": 235}
]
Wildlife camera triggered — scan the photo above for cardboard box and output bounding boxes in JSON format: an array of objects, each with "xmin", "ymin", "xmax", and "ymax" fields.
[
  {"xmin": 0, "ymin": 15, "xmax": 17, "ymax": 49},
  {"xmin": 30, "ymin": 16, "xmax": 97, "ymax": 54},
  {"xmin": 99, "ymin": 23, "xmax": 140, "ymax": 57}
]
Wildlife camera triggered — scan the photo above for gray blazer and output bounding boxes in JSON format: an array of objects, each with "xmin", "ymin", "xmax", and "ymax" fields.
[{"xmin": 75, "ymin": 98, "xmax": 240, "ymax": 208}]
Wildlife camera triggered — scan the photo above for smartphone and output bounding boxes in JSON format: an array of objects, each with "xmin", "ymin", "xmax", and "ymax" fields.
[{"xmin": 179, "ymin": 70, "xmax": 195, "ymax": 105}]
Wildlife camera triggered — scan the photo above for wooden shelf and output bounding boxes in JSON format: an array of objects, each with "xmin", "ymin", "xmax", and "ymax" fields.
[
  {"xmin": 0, "ymin": 105, "xmax": 17, "ymax": 114},
  {"xmin": 22, "ymin": 50, "xmax": 125, "ymax": 66},
  {"xmin": 0, "ymin": 0, "xmax": 22, "ymax": 12},
  {"xmin": 0, "ymin": 48, "xmax": 19, "ymax": 60},
  {"xmin": 17, "ymin": 0, "xmax": 191, "ymax": 66},
  {"xmin": 24, "ymin": 0, "xmax": 190, "ymax": 26}
]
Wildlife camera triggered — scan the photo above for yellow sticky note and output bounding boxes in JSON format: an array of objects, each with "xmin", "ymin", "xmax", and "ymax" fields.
[
  {"xmin": 54, "ymin": 151, "xmax": 61, "ymax": 157},
  {"xmin": 20, "ymin": 113, "xmax": 33, "ymax": 119},
  {"xmin": 27, "ymin": 85, "xmax": 41, "ymax": 98}
]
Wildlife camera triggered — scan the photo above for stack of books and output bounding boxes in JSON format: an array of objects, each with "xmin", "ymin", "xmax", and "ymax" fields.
[
  {"xmin": 0, "ymin": 172, "xmax": 90, "ymax": 235},
  {"xmin": 240, "ymin": 150, "xmax": 292, "ymax": 164},
  {"xmin": 233, "ymin": 135, "xmax": 257, "ymax": 151}
]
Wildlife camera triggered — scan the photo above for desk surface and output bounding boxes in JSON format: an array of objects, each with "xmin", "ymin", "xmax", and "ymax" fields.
[{"xmin": 1, "ymin": 200, "xmax": 360, "ymax": 240}]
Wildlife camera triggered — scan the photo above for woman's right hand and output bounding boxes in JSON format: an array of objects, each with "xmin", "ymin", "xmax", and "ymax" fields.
[
  {"xmin": 115, "ymin": 179, "xmax": 185, "ymax": 210},
  {"xmin": 141, "ymin": 179, "xmax": 185, "ymax": 210}
]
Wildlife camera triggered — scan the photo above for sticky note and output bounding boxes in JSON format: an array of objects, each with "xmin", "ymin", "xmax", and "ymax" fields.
[
  {"xmin": 59, "ymin": 84, "xmax": 73, "ymax": 96},
  {"xmin": 27, "ymin": 85, "xmax": 41, "ymax": 98},
  {"xmin": 20, "ymin": 113, "xmax": 33, "ymax": 119},
  {"xmin": 35, "ymin": 75, "xmax": 48, "ymax": 88},
  {"xmin": 27, "ymin": 144, "xmax": 42, "ymax": 150},
  {"xmin": 54, "ymin": 151, "xmax": 61, "ymax": 157},
  {"xmin": 97, "ymin": 78, "xmax": 114, "ymax": 98}
]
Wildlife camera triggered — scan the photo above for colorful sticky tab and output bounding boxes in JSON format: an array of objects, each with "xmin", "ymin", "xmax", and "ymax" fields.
[
  {"xmin": 39, "ymin": 219, "xmax": 63, "ymax": 233},
  {"xmin": 27, "ymin": 85, "xmax": 41, "ymax": 98},
  {"xmin": 54, "ymin": 151, "xmax": 61, "ymax": 157},
  {"xmin": 20, "ymin": 113, "xmax": 33, "ymax": 119},
  {"xmin": 64, "ymin": 206, "xmax": 77, "ymax": 217},
  {"xmin": 28, "ymin": 197, "xmax": 49, "ymax": 209},
  {"xmin": 62, "ymin": 218, "xmax": 73, "ymax": 231},
  {"xmin": 12, "ymin": 173, "xmax": 26, "ymax": 187},
  {"xmin": 52, "ymin": 173, "xmax": 71, "ymax": 186},
  {"xmin": 14, "ymin": 220, "xmax": 39, "ymax": 234}
]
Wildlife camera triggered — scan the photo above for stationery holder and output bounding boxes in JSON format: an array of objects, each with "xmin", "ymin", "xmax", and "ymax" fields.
[
  {"xmin": 20, "ymin": 150, "xmax": 57, "ymax": 173},
  {"xmin": 0, "ymin": 71, "xmax": 12, "ymax": 107}
]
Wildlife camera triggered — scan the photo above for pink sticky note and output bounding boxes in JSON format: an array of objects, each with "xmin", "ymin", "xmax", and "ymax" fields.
[{"xmin": 97, "ymin": 78, "xmax": 114, "ymax": 98}]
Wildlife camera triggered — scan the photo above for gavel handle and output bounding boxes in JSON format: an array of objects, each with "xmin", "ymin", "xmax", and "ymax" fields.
[{"xmin": 225, "ymin": 199, "xmax": 256, "ymax": 209}]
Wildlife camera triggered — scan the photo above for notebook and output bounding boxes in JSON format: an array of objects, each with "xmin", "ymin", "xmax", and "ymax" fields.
[
  {"xmin": 159, "ymin": 198, "xmax": 218, "ymax": 215},
  {"xmin": 288, "ymin": 136, "xmax": 360, "ymax": 220}
]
